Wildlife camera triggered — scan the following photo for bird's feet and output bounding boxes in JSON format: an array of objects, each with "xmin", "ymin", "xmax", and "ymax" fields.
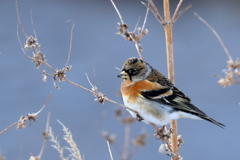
[{"xmin": 136, "ymin": 113, "xmax": 144, "ymax": 122}]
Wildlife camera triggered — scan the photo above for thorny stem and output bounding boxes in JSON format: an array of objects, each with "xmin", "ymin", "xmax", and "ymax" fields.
[{"xmin": 194, "ymin": 12, "xmax": 233, "ymax": 62}]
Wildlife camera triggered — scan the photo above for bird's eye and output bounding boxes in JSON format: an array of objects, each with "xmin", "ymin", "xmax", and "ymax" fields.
[{"xmin": 128, "ymin": 68, "xmax": 138, "ymax": 75}]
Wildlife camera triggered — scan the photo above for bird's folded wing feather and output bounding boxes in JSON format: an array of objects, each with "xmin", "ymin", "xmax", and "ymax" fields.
[{"xmin": 140, "ymin": 81, "xmax": 207, "ymax": 116}]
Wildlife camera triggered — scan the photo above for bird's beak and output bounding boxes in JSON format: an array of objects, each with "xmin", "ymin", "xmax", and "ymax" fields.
[{"xmin": 117, "ymin": 71, "xmax": 127, "ymax": 79}]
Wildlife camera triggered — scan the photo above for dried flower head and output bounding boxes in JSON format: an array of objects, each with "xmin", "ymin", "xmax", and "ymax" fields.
[
  {"xmin": 32, "ymin": 51, "xmax": 45, "ymax": 69},
  {"xmin": 29, "ymin": 155, "xmax": 39, "ymax": 160},
  {"xmin": 117, "ymin": 117, "xmax": 136, "ymax": 124},
  {"xmin": 177, "ymin": 135, "xmax": 184, "ymax": 148},
  {"xmin": 42, "ymin": 70, "xmax": 48, "ymax": 82},
  {"xmin": 154, "ymin": 127, "xmax": 173, "ymax": 141},
  {"xmin": 159, "ymin": 143, "xmax": 176, "ymax": 157},
  {"xmin": 24, "ymin": 36, "xmax": 39, "ymax": 50},
  {"xmin": 132, "ymin": 133, "xmax": 147, "ymax": 147},
  {"xmin": 114, "ymin": 108, "xmax": 122, "ymax": 117},
  {"xmin": 102, "ymin": 131, "xmax": 116, "ymax": 144},
  {"xmin": 17, "ymin": 116, "xmax": 26, "ymax": 129},
  {"xmin": 217, "ymin": 71, "xmax": 234, "ymax": 87}
]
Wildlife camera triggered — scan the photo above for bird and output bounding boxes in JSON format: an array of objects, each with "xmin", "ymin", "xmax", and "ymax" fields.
[{"xmin": 118, "ymin": 57, "xmax": 225, "ymax": 128}]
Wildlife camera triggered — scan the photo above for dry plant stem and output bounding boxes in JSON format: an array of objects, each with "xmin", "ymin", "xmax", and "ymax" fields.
[
  {"xmin": 0, "ymin": 93, "xmax": 51, "ymax": 135},
  {"xmin": 110, "ymin": 0, "xmax": 144, "ymax": 60},
  {"xmin": 38, "ymin": 112, "xmax": 51, "ymax": 159},
  {"xmin": 194, "ymin": 12, "xmax": 233, "ymax": 62},
  {"xmin": 65, "ymin": 20, "xmax": 74, "ymax": 67},
  {"xmin": 0, "ymin": 122, "xmax": 18, "ymax": 135},
  {"xmin": 16, "ymin": 0, "xmax": 27, "ymax": 39},
  {"xmin": 163, "ymin": 0, "xmax": 178, "ymax": 159},
  {"xmin": 107, "ymin": 141, "xmax": 114, "ymax": 160},
  {"xmin": 122, "ymin": 121, "xmax": 130, "ymax": 160},
  {"xmin": 150, "ymin": 123, "xmax": 172, "ymax": 153},
  {"xmin": 65, "ymin": 78, "xmax": 140, "ymax": 115}
]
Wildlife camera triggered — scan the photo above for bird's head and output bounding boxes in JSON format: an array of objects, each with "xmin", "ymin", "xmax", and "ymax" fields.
[{"xmin": 118, "ymin": 57, "xmax": 152, "ymax": 82}]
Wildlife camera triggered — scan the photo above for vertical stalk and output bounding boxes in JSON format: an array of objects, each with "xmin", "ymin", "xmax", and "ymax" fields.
[
  {"xmin": 163, "ymin": 0, "xmax": 178, "ymax": 159},
  {"xmin": 122, "ymin": 120, "xmax": 130, "ymax": 160}
]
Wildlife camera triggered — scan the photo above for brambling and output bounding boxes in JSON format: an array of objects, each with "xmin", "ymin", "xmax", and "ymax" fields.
[{"xmin": 118, "ymin": 57, "xmax": 225, "ymax": 128}]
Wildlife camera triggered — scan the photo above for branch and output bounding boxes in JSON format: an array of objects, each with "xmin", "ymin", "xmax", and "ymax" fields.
[
  {"xmin": 38, "ymin": 112, "xmax": 51, "ymax": 159},
  {"xmin": 194, "ymin": 12, "xmax": 233, "ymax": 62},
  {"xmin": 0, "ymin": 93, "xmax": 51, "ymax": 135},
  {"xmin": 111, "ymin": 0, "xmax": 148, "ymax": 60},
  {"xmin": 107, "ymin": 141, "xmax": 114, "ymax": 160}
]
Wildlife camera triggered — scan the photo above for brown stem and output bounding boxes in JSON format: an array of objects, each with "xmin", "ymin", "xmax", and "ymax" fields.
[
  {"xmin": 194, "ymin": 12, "xmax": 233, "ymax": 62},
  {"xmin": 163, "ymin": 0, "xmax": 178, "ymax": 159},
  {"xmin": 65, "ymin": 78, "xmax": 141, "ymax": 115},
  {"xmin": 122, "ymin": 120, "xmax": 130, "ymax": 160},
  {"xmin": 0, "ymin": 122, "xmax": 18, "ymax": 135}
]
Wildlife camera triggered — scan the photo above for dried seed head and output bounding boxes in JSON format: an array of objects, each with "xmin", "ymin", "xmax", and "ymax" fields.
[
  {"xmin": 227, "ymin": 60, "xmax": 235, "ymax": 69},
  {"xmin": 32, "ymin": 51, "xmax": 45, "ymax": 69},
  {"xmin": 64, "ymin": 65, "xmax": 72, "ymax": 72},
  {"xmin": 54, "ymin": 69, "xmax": 66, "ymax": 82},
  {"xmin": 102, "ymin": 131, "xmax": 116, "ymax": 144},
  {"xmin": 159, "ymin": 143, "xmax": 176, "ymax": 157},
  {"xmin": 17, "ymin": 116, "xmax": 26, "ymax": 129},
  {"xmin": 117, "ymin": 117, "xmax": 136, "ymax": 124},
  {"xmin": 42, "ymin": 70, "xmax": 47, "ymax": 82},
  {"xmin": 235, "ymin": 69, "xmax": 240, "ymax": 79},
  {"xmin": 177, "ymin": 135, "xmax": 184, "ymax": 148},
  {"xmin": 132, "ymin": 133, "xmax": 147, "ymax": 147},
  {"xmin": 114, "ymin": 108, "xmax": 122, "ymax": 117},
  {"xmin": 29, "ymin": 155, "xmax": 40, "ymax": 160},
  {"xmin": 218, "ymin": 71, "xmax": 234, "ymax": 87},
  {"xmin": 24, "ymin": 36, "xmax": 39, "ymax": 50}
]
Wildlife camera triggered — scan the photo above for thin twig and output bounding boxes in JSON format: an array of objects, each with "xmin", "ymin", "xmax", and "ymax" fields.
[
  {"xmin": 107, "ymin": 141, "xmax": 114, "ymax": 160},
  {"xmin": 65, "ymin": 78, "xmax": 140, "ymax": 115},
  {"xmin": 127, "ymin": 146, "xmax": 138, "ymax": 160},
  {"xmin": 134, "ymin": 43, "xmax": 143, "ymax": 60},
  {"xmin": 142, "ymin": 0, "xmax": 164, "ymax": 25},
  {"xmin": 43, "ymin": 61, "xmax": 56, "ymax": 72},
  {"xmin": 172, "ymin": 0, "xmax": 183, "ymax": 21},
  {"xmin": 16, "ymin": 0, "xmax": 27, "ymax": 39},
  {"xmin": 194, "ymin": 12, "xmax": 233, "ymax": 61},
  {"xmin": 65, "ymin": 20, "xmax": 74, "ymax": 67},
  {"xmin": 0, "ymin": 122, "xmax": 18, "ymax": 135},
  {"xmin": 110, "ymin": 0, "xmax": 124, "ymax": 24},
  {"xmin": 30, "ymin": 6, "xmax": 38, "ymax": 41},
  {"xmin": 134, "ymin": 17, "xmax": 141, "ymax": 33},
  {"xmin": 17, "ymin": 24, "xmax": 31, "ymax": 59},
  {"xmin": 172, "ymin": 4, "xmax": 192, "ymax": 23},
  {"xmin": 122, "ymin": 122, "xmax": 130, "ymax": 160},
  {"xmin": 85, "ymin": 73, "xmax": 94, "ymax": 89},
  {"xmin": 38, "ymin": 112, "xmax": 51, "ymax": 159},
  {"xmin": 142, "ymin": 3, "xmax": 150, "ymax": 32},
  {"xmin": 35, "ymin": 93, "xmax": 52, "ymax": 116}
]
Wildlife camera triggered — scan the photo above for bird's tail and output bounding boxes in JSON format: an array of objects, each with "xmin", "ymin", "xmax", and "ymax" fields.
[{"xmin": 199, "ymin": 115, "xmax": 225, "ymax": 129}]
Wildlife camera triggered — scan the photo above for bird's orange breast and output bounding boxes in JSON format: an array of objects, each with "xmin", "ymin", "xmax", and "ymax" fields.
[{"xmin": 121, "ymin": 80, "xmax": 162, "ymax": 102}]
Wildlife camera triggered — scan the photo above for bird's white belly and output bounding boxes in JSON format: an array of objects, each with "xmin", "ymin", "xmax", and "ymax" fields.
[{"xmin": 122, "ymin": 96, "xmax": 201, "ymax": 126}]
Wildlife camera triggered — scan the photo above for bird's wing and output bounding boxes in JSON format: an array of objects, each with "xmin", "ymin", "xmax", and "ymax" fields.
[{"xmin": 140, "ymin": 81, "xmax": 207, "ymax": 116}]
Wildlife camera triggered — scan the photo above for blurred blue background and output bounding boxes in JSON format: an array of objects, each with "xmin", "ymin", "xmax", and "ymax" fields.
[{"xmin": 0, "ymin": 0, "xmax": 240, "ymax": 159}]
